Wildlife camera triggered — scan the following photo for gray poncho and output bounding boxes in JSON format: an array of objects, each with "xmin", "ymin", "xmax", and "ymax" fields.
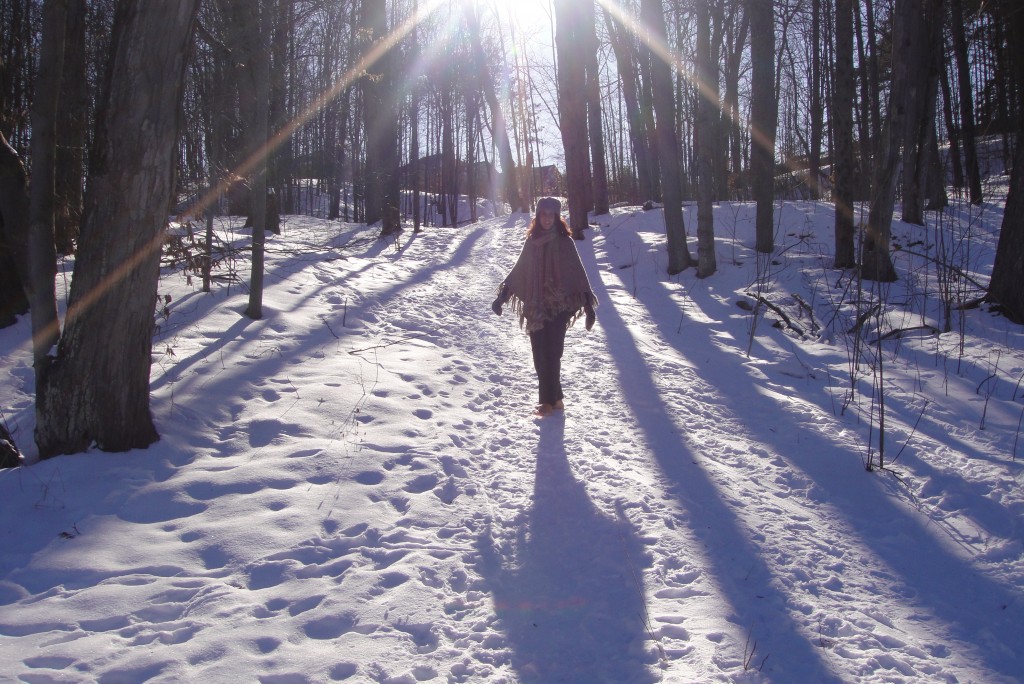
[{"xmin": 500, "ymin": 229, "xmax": 596, "ymax": 332}]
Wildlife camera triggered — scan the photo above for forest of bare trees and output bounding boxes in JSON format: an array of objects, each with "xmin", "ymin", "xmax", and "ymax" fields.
[{"xmin": 0, "ymin": 0, "xmax": 1022, "ymax": 457}]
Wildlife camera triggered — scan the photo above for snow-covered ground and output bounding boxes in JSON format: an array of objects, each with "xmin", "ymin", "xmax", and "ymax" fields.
[{"xmin": 1, "ymin": 185, "xmax": 1023, "ymax": 683}]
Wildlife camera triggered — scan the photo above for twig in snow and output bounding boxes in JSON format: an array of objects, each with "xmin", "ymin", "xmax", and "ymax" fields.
[
  {"xmin": 347, "ymin": 332, "xmax": 430, "ymax": 356},
  {"xmin": 744, "ymin": 292, "xmax": 805, "ymax": 336}
]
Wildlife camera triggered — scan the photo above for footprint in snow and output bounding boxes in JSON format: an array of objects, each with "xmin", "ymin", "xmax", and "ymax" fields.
[{"xmin": 355, "ymin": 471, "xmax": 385, "ymax": 485}]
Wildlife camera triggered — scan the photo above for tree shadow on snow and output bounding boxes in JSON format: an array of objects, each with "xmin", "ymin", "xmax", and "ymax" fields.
[
  {"xmin": 585, "ymin": 231, "xmax": 1024, "ymax": 682},
  {"xmin": 476, "ymin": 417, "xmax": 659, "ymax": 684},
  {"xmin": 577, "ymin": 241, "xmax": 845, "ymax": 682}
]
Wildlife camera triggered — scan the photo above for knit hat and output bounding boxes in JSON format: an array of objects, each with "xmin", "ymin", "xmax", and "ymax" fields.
[{"xmin": 536, "ymin": 197, "xmax": 561, "ymax": 217}]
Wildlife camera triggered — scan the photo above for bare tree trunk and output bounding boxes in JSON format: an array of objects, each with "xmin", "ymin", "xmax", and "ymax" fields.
[
  {"xmin": 53, "ymin": 0, "xmax": 86, "ymax": 255},
  {"xmin": 899, "ymin": 0, "xmax": 943, "ymax": 226},
  {"xmin": 940, "ymin": 55, "xmax": 965, "ymax": 190},
  {"xmin": 642, "ymin": 0, "xmax": 692, "ymax": 272},
  {"xmin": 440, "ymin": 86, "xmax": 458, "ymax": 226},
  {"xmin": 554, "ymin": 0, "xmax": 591, "ymax": 237},
  {"xmin": 35, "ymin": 1, "xmax": 200, "ymax": 457},
  {"xmin": 466, "ymin": 3, "xmax": 524, "ymax": 214},
  {"xmin": 245, "ymin": 0, "xmax": 271, "ymax": 320},
  {"xmin": 0, "ymin": 132, "xmax": 30, "ymax": 326},
  {"xmin": 721, "ymin": 6, "xmax": 749, "ymax": 199},
  {"xmin": 582, "ymin": 0, "xmax": 608, "ymax": 216},
  {"xmin": 603, "ymin": 7, "xmax": 654, "ymax": 203},
  {"xmin": 808, "ymin": 0, "xmax": 823, "ymax": 200},
  {"xmin": 27, "ymin": 0, "xmax": 66, "ymax": 367},
  {"xmin": 853, "ymin": 4, "xmax": 874, "ymax": 187},
  {"xmin": 695, "ymin": 0, "xmax": 717, "ymax": 277},
  {"xmin": 949, "ymin": 0, "xmax": 983, "ymax": 204},
  {"xmin": 636, "ymin": 3, "xmax": 660, "ymax": 202},
  {"xmin": 864, "ymin": 0, "xmax": 927, "ymax": 282},
  {"xmin": 986, "ymin": 0, "xmax": 1024, "ymax": 321},
  {"xmin": 864, "ymin": 0, "xmax": 883, "ymax": 165},
  {"xmin": 749, "ymin": 0, "xmax": 776, "ymax": 254},
  {"xmin": 409, "ymin": 0, "xmax": 422, "ymax": 231},
  {"xmin": 833, "ymin": 0, "xmax": 857, "ymax": 268},
  {"xmin": 362, "ymin": 0, "xmax": 400, "ymax": 233}
]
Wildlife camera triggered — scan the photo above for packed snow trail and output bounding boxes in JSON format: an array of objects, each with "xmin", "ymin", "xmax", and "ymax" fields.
[
  {"xmin": 301, "ymin": 213, "xmax": 1023, "ymax": 682},
  {"xmin": 1, "ymin": 209, "xmax": 1022, "ymax": 683}
]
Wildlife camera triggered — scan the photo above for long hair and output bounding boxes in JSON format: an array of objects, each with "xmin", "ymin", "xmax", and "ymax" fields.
[{"xmin": 526, "ymin": 214, "xmax": 571, "ymax": 239}]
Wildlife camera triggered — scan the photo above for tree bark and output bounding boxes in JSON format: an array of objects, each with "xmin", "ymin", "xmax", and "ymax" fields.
[
  {"xmin": 466, "ymin": 3, "xmax": 525, "ymax": 214},
  {"xmin": 554, "ymin": 0, "xmax": 592, "ymax": 237},
  {"xmin": 362, "ymin": 0, "xmax": 401, "ymax": 233},
  {"xmin": 636, "ymin": 2, "xmax": 660, "ymax": 202},
  {"xmin": 864, "ymin": 0, "xmax": 936, "ymax": 282},
  {"xmin": 641, "ymin": 0, "xmax": 692, "ymax": 273},
  {"xmin": 581, "ymin": 0, "xmax": 609, "ymax": 216},
  {"xmin": 0, "ymin": 132, "xmax": 30, "ymax": 327},
  {"xmin": 53, "ymin": 0, "xmax": 87, "ymax": 256},
  {"xmin": 695, "ymin": 0, "xmax": 717, "ymax": 277},
  {"xmin": 986, "ymin": 0, "xmax": 1024, "ymax": 321},
  {"xmin": 950, "ymin": 0, "xmax": 983, "ymax": 204},
  {"xmin": 833, "ymin": 0, "xmax": 857, "ymax": 268},
  {"xmin": 720, "ymin": 7, "xmax": 749, "ymax": 199},
  {"xmin": 245, "ymin": 0, "xmax": 271, "ymax": 320},
  {"xmin": 35, "ymin": 1, "xmax": 200, "ymax": 457},
  {"xmin": 940, "ymin": 55, "xmax": 965, "ymax": 190},
  {"xmin": 603, "ymin": 7, "xmax": 654, "ymax": 203},
  {"xmin": 899, "ymin": 0, "xmax": 944, "ymax": 226},
  {"xmin": 27, "ymin": 0, "xmax": 66, "ymax": 367},
  {"xmin": 988, "ymin": 140, "xmax": 1024, "ymax": 322},
  {"xmin": 749, "ymin": 0, "xmax": 776, "ymax": 254},
  {"xmin": 808, "ymin": 0, "xmax": 823, "ymax": 200}
]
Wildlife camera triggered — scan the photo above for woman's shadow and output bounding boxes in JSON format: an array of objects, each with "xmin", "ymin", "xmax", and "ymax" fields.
[{"xmin": 477, "ymin": 417, "xmax": 659, "ymax": 683}]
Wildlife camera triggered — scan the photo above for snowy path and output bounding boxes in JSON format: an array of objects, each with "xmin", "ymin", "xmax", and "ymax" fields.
[
  {"xmin": 289, "ymin": 214, "xmax": 1023, "ymax": 682},
  {"xmin": 1, "ymin": 211, "xmax": 1022, "ymax": 683}
]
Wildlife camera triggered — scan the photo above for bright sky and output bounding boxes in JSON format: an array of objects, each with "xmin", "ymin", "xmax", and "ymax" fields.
[{"xmin": 490, "ymin": 0, "xmax": 553, "ymax": 29}]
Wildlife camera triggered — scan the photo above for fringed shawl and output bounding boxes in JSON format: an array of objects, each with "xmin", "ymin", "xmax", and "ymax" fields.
[{"xmin": 500, "ymin": 229, "xmax": 596, "ymax": 332}]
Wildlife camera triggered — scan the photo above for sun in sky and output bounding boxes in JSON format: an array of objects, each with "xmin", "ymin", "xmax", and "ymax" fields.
[{"xmin": 490, "ymin": 0, "xmax": 553, "ymax": 29}]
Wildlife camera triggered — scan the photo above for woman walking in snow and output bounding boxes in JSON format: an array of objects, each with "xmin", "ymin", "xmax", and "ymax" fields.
[{"xmin": 491, "ymin": 197, "xmax": 597, "ymax": 417}]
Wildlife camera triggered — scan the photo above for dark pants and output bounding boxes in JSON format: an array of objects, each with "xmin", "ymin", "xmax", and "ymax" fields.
[{"xmin": 529, "ymin": 310, "xmax": 572, "ymax": 406}]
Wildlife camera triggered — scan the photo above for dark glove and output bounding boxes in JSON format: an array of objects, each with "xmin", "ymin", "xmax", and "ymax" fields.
[
  {"xmin": 585, "ymin": 305, "xmax": 596, "ymax": 331},
  {"xmin": 492, "ymin": 285, "xmax": 510, "ymax": 316}
]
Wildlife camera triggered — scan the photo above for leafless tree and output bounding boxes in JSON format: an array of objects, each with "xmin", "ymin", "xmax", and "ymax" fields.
[{"xmin": 34, "ymin": 1, "xmax": 201, "ymax": 457}]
